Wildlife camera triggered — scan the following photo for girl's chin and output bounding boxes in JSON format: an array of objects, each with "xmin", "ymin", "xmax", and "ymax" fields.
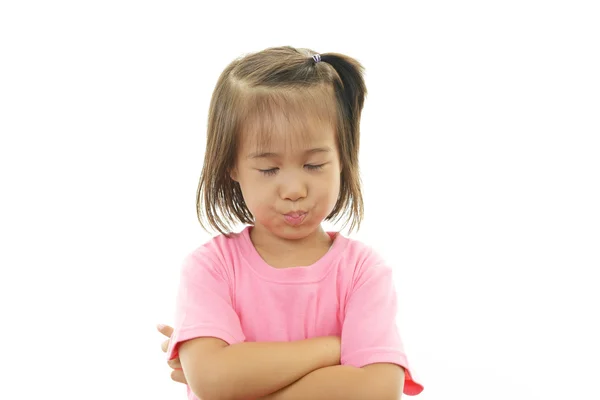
[
  {"xmin": 255, "ymin": 221, "xmax": 318, "ymax": 239},
  {"xmin": 278, "ymin": 221, "xmax": 325, "ymax": 238}
]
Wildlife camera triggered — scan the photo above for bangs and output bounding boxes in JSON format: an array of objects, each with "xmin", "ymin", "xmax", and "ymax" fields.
[{"xmin": 237, "ymin": 85, "xmax": 338, "ymax": 153}]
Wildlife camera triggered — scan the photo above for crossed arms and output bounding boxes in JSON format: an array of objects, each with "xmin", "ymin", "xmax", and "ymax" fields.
[{"xmin": 177, "ymin": 336, "xmax": 405, "ymax": 400}]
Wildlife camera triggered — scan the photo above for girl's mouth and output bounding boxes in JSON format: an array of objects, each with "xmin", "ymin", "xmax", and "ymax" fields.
[{"xmin": 283, "ymin": 211, "xmax": 307, "ymax": 226}]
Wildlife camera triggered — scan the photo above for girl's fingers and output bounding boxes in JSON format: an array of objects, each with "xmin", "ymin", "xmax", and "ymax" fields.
[
  {"xmin": 171, "ymin": 369, "xmax": 187, "ymax": 384},
  {"xmin": 157, "ymin": 324, "xmax": 174, "ymax": 338},
  {"xmin": 159, "ymin": 323, "xmax": 184, "ymax": 383},
  {"xmin": 168, "ymin": 357, "xmax": 182, "ymax": 369},
  {"xmin": 161, "ymin": 339, "xmax": 170, "ymax": 353}
]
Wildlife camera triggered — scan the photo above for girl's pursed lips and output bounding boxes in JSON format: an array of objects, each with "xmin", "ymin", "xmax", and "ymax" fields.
[{"xmin": 284, "ymin": 211, "xmax": 307, "ymax": 217}]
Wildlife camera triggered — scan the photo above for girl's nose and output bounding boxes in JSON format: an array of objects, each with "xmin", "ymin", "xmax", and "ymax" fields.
[{"xmin": 279, "ymin": 175, "xmax": 307, "ymax": 202}]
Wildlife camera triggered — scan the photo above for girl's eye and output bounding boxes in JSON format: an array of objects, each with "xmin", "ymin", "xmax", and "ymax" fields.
[
  {"xmin": 305, "ymin": 164, "xmax": 325, "ymax": 171},
  {"xmin": 258, "ymin": 168, "xmax": 278, "ymax": 176},
  {"xmin": 258, "ymin": 164, "xmax": 325, "ymax": 176}
]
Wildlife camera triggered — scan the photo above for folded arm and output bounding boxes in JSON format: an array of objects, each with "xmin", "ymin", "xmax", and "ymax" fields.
[
  {"xmin": 178, "ymin": 335, "xmax": 340, "ymax": 400},
  {"xmin": 259, "ymin": 363, "xmax": 405, "ymax": 400}
]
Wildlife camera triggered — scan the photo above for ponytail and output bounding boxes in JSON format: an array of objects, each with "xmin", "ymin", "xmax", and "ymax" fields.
[
  {"xmin": 319, "ymin": 53, "xmax": 367, "ymax": 162},
  {"xmin": 314, "ymin": 52, "xmax": 366, "ymax": 232}
]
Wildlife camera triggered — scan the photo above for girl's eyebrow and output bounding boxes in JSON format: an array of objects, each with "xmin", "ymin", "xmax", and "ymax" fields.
[{"xmin": 247, "ymin": 147, "xmax": 332, "ymax": 159}]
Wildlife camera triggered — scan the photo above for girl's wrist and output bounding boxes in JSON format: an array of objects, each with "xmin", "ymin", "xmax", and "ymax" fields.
[{"xmin": 312, "ymin": 336, "xmax": 341, "ymax": 368}]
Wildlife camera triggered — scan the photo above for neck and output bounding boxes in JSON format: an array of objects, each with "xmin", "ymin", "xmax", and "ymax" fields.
[{"xmin": 249, "ymin": 224, "xmax": 332, "ymax": 258}]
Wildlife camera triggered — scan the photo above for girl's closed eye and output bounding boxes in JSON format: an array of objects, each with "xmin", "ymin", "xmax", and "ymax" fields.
[
  {"xmin": 304, "ymin": 163, "xmax": 326, "ymax": 171},
  {"xmin": 258, "ymin": 168, "xmax": 278, "ymax": 176},
  {"xmin": 257, "ymin": 163, "xmax": 326, "ymax": 176}
]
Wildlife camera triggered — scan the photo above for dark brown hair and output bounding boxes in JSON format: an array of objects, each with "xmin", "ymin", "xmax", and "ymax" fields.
[{"xmin": 196, "ymin": 46, "xmax": 367, "ymax": 236}]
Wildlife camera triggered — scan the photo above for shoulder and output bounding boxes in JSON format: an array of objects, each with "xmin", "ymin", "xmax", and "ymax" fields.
[
  {"xmin": 338, "ymin": 235, "xmax": 392, "ymax": 281},
  {"xmin": 180, "ymin": 228, "xmax": 247, "ymax": 279},
  {"xmin": 341, "ymin": 236, "xmax": 385, "ymax": 264},
  {"xmin": 336, "ymin": 237, "xmax": 399, "ymax": 320}
]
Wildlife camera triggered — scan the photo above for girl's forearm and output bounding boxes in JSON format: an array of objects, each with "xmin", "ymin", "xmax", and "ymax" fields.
[
  {"xmin": 196, "ymin": 337, "xmax": 340, "ymax": 400},
  {"xmin": 259, "ymin": 365, "xmax": 402, "ymax": 400}
]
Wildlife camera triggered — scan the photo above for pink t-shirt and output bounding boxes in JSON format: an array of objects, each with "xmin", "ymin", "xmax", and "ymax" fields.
[{"xmin": 166, "ymin": 226, "xmax": 423, "ymax": 397}]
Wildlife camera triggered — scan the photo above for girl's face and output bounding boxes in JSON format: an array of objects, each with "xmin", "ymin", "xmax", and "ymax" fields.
[{"xmin": 231, "ymin": 116, "xmax": 341, "ymax": 241}]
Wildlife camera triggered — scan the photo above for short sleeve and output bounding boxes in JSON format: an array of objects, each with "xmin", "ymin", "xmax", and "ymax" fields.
[
  {"xmin": 166, "ymin": 250, "xmax": 246, "ymax": 361},
  {"xmin": 341, "ymin": 263, "xmax": 424, "ymax": 396}
]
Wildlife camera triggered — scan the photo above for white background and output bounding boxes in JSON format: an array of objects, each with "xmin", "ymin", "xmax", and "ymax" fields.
[{"xmin": 1, "ymin": 1, "xmax": 598, "ymax": 399}]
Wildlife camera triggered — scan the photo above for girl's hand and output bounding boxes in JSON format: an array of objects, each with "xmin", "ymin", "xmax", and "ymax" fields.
[{"xmin": 157, "ymin": 324, "xmax": 187, "ymax": 384}]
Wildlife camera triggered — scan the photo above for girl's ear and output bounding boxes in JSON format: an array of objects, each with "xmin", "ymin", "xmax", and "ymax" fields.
[{"xmin": 229, "ymin": 166, "xmax": 239, "ymax": 182}]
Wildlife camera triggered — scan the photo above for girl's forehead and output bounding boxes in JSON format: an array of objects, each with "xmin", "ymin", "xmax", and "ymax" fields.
[
  {"xmin": 237, "ymin": 86, "xmax": 338, "ymax": 155},
  {"xmin": 239, "ymin": 110, "xmax": 336, "ymax": 155}
]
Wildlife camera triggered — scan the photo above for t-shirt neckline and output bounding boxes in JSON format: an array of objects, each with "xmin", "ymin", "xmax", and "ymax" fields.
[{"xmin": 238, "ymin": 225, "xmax": 348, "ymax": 283}]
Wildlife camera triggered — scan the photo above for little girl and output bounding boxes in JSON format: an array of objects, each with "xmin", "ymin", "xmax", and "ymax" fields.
[{"xmin": 158, "ymin": 46, "xmax": 424, "ymax": 399}]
